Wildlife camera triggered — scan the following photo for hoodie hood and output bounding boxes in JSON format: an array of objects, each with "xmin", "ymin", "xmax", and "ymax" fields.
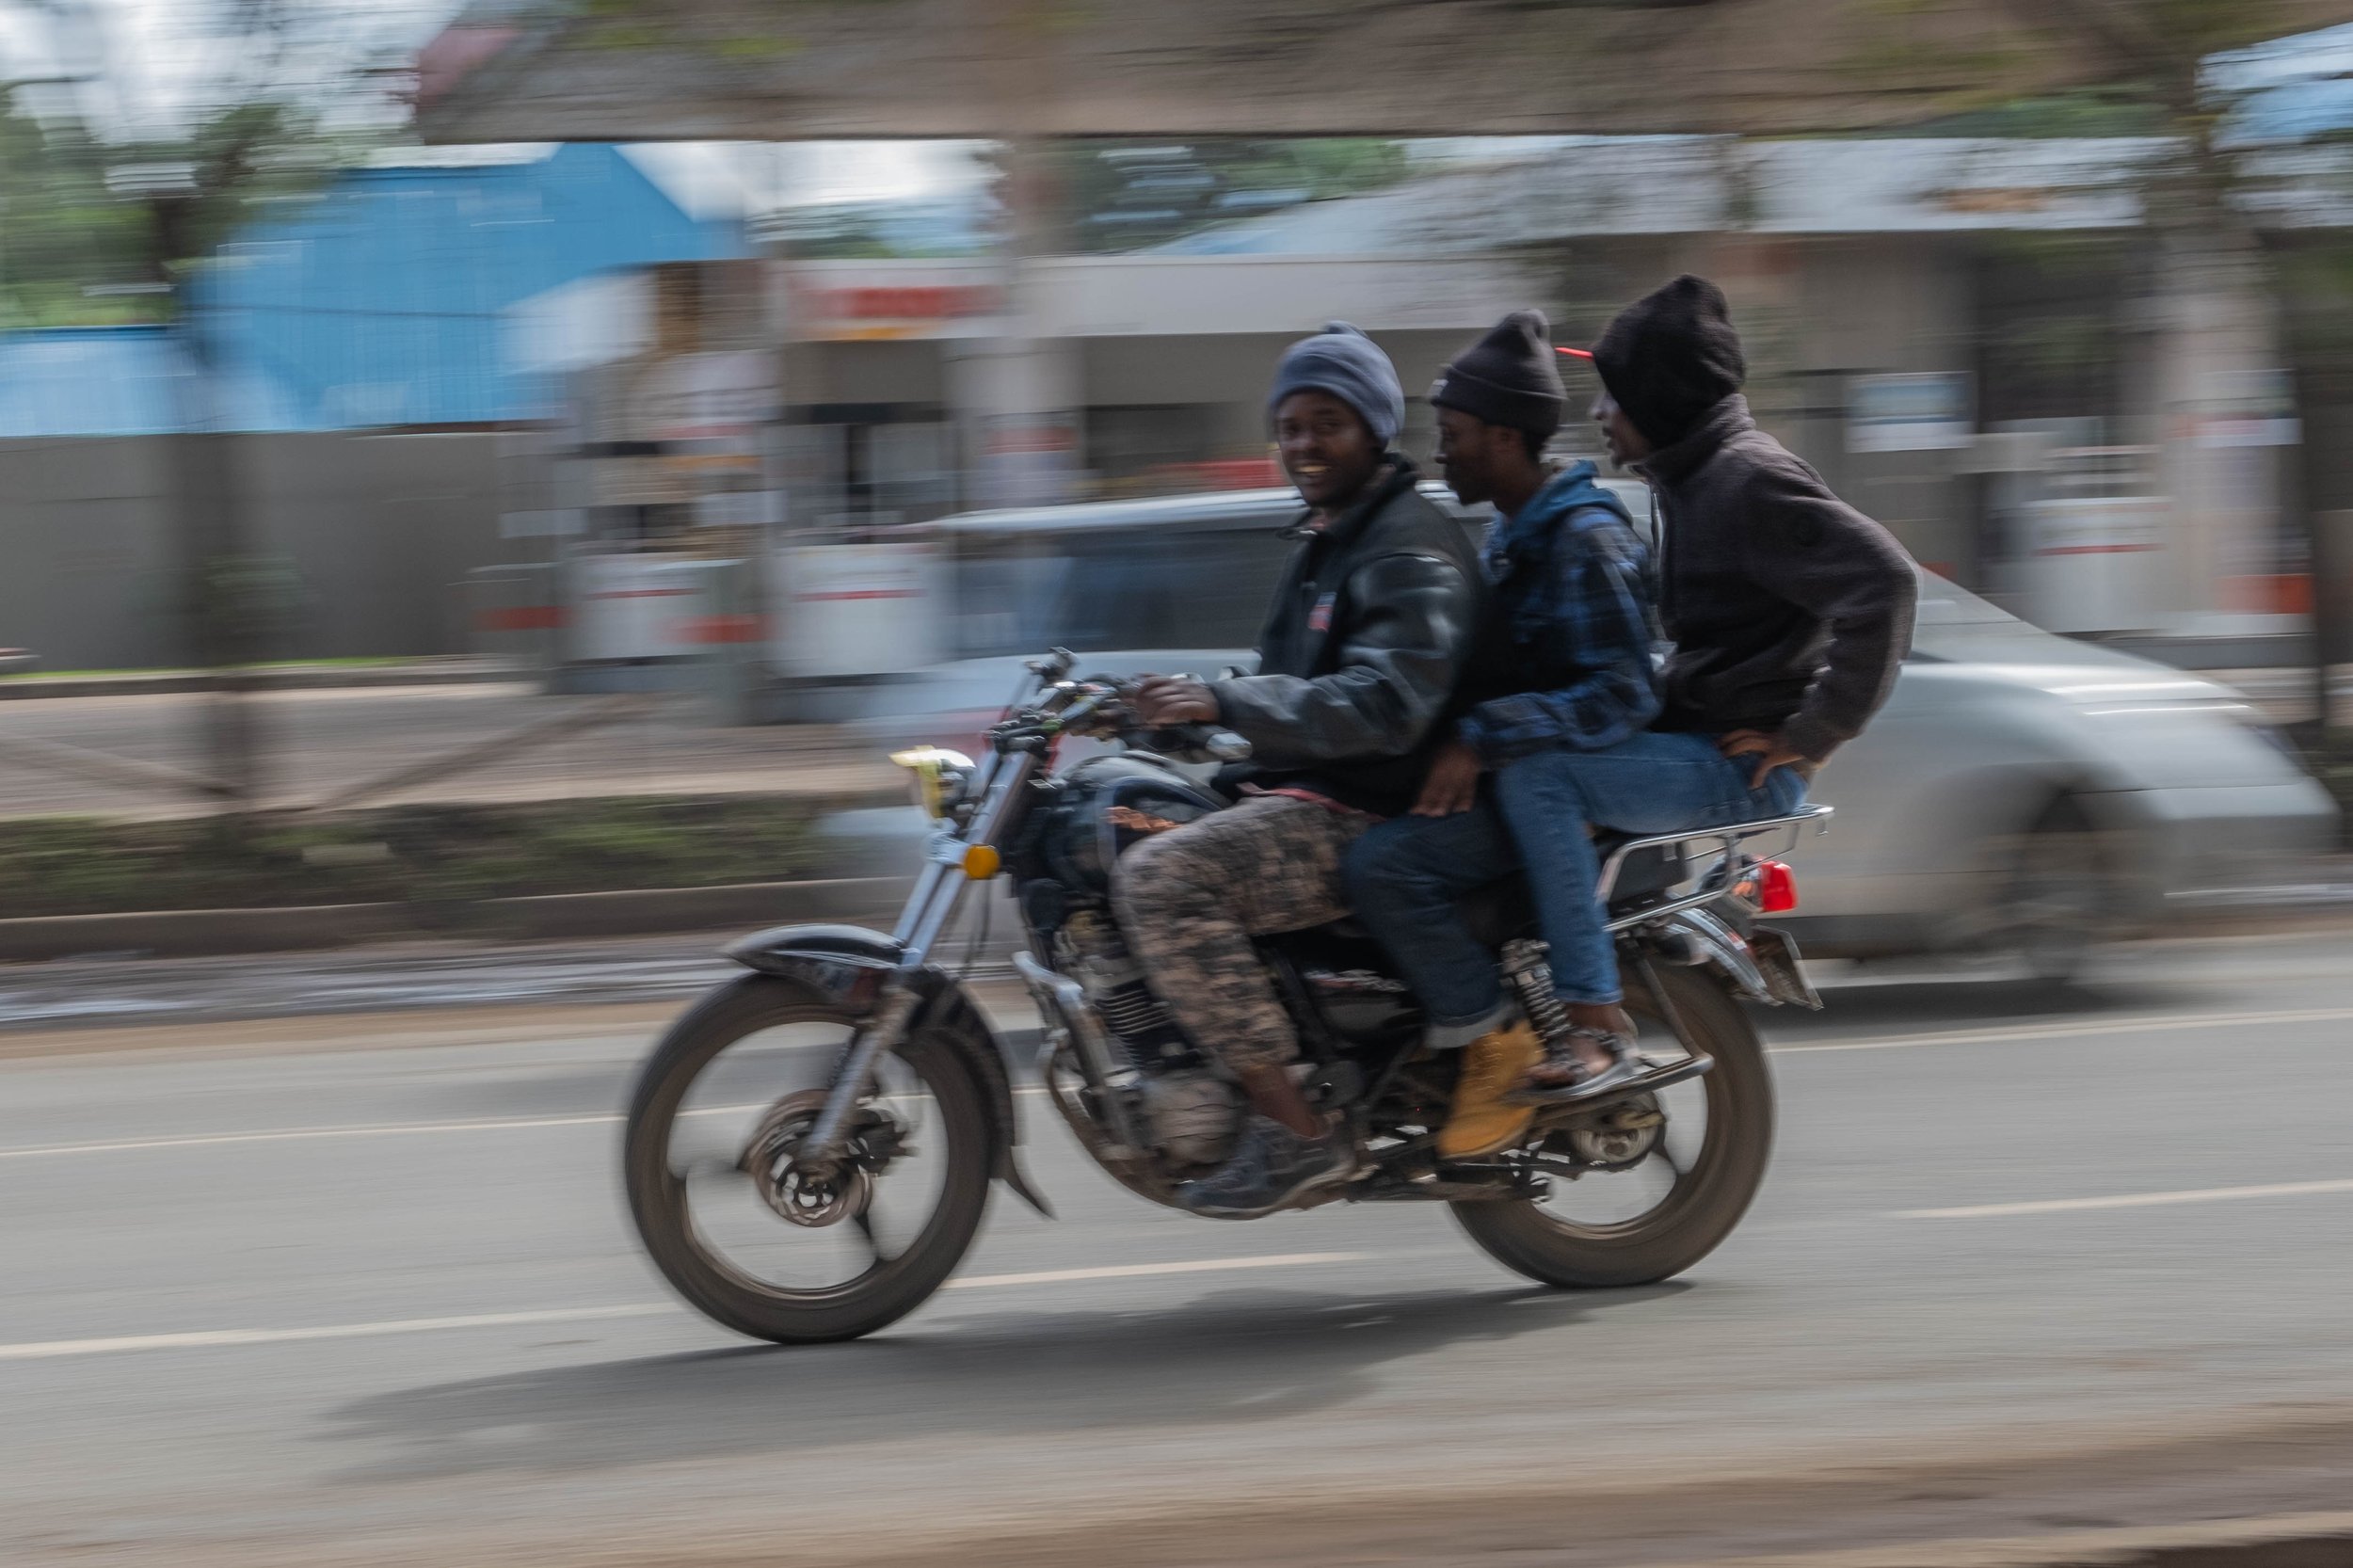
[{"xmin": 1592, "ymin": 274, "xmax": 1747, "ymax": 451}]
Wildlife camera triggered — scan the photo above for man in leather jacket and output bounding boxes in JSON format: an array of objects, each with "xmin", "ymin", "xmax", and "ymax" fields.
[{"xmin": 1116, "ymin": 323, "xmax": 1483, "ymax": 1219}]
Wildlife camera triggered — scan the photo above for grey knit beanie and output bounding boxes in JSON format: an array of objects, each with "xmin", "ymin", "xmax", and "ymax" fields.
[{"xmin": 1267, "ymin": 322, "xmax": 1404, "ymax": 447}]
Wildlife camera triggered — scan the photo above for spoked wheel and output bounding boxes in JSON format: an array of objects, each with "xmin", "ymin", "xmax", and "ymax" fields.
[
  {"xmin": 1450, "ymin": 962, "xmax": 1773, "ymax": 1289},
  {"xmin": 1993, "ymin": 797, "xmax": 2117, "ymax": 986},
  {"xmin": 623, "ymin": 977, "xmax": 994, "ymax": 1345}
]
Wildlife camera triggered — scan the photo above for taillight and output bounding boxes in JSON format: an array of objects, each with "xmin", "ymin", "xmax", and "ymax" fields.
[{"xmin": 1756, "ymin": 859, "xmax": 1799, "ymax": 914}]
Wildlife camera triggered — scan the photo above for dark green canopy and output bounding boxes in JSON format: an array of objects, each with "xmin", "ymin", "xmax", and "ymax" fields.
[{"xmin": 413, "ymin": 0, "xmax": 2353, "ymax": 143}]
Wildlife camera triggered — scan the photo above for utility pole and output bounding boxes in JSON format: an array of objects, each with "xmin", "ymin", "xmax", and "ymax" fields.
[{"xmin": 132, "ymin": 164, "xmax": 265, "ymax": 812}]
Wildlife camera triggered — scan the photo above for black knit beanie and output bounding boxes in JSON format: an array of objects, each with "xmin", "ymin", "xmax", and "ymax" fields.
[
  {"xmin": 1590, "ymin": 275, "xmax": 1746, "ymax": 450},
  {"xmin": 1430, "ymin": 309, "xmax": 1566, "ymax": 437}
]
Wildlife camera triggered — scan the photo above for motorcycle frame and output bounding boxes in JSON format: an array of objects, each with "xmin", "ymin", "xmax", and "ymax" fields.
[{"xmin": 738, "ymin": 647, "xmax": 1830, "ymax": 1211}]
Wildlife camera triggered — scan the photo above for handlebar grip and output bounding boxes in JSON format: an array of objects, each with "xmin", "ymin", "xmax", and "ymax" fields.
[{"xmin": 1155, "ymin": 723, "xmax": 1251, "ymax": 762}]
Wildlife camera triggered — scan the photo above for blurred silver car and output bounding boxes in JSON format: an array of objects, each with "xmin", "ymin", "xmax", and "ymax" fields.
[
  {"xmin": 866, "ymin": 485, "xmax": 2335, "ymax": 972},
  {"xmin": 1785, "ymin": 572, "xmax": 2333, "ymax": 971}
]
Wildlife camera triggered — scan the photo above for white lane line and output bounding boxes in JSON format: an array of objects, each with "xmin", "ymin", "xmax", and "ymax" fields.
[
  {"xmin": 1899, "ymin": 1178, "xmax": 2353, "ymax": 1220},
  {"xmin": 1773, "ymin": 1004, "xmax": 2353, "ymax": 1056},
  {"xmin": 7, "ymin": 1002, "xmax": 2346, "ymax": 1162},
  {"xmin": 0, "ymin": 1113, "xmax": 622, "ymax": 1160},
  {"xmin": 945, "ymin": 1253, "xmax": 1362, "ymax": 1289},
  {"xmin": 0, "ymin": 1094, "xmax": 1062, "ymax": 1160},
  {"xmin": 0, "ymin": 1253, "xmax": 1364, "ymax": 1363},
  {"xmin": 0, "ymin": 1305, "xmax": 672, "ymax": 1361}
]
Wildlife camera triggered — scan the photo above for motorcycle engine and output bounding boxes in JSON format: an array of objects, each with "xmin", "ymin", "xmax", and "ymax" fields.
[
  {"xmin": 1139, "ymin": 1072, "xmax": 1241, "ymax": 1168},
  {"xmin": 1055, "ymin": 908, "xmax": 1190, "ymax": 1067},
  {"xmin": 1054, "ymin": 908, "xmax": 1239, "ymax": 1166}
]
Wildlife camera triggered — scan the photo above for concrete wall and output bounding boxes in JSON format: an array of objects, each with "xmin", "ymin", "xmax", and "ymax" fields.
[
  {"xmin": 1787, "ymin": 237, "xmax": 1976, "ymax": 578},
  {"xmin": 0, "ymin": 433, "xmax": 504, "ymax": 670},
  {"xmin": 1080, "ymin": 328, "xmax": 1475, "ymax": 466}
]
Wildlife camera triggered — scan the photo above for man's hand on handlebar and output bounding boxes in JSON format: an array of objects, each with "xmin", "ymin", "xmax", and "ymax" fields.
[{"xmin": 1132, "ymin": 676, "xmax": 1221, "ymax": 728}]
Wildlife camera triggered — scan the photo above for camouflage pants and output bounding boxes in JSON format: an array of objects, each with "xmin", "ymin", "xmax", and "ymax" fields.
[{"xmin": 1111, "ymin": 794, "xmax": 1369, "ymax": 1076}]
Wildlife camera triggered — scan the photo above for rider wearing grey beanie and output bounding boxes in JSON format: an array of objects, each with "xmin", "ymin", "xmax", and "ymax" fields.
[
  {"xmin": 1265, "ymin": 321, "xmax": 1405, "ymax": 450},
  {"xmin": 1114, "ymin": 318, "xmax": 1481, "ymax": 1221}
]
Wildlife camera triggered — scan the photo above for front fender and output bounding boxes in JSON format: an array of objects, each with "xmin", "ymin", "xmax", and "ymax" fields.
[{"xmin": 724, "ymin": 923, "xmax": 1050, "ymax": 1218}]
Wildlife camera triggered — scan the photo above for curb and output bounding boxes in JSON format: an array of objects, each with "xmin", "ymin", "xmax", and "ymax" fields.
[
  {"xmin": 0, "ymin": 663, "xmax": 524, "ymax": 700},
  {"xmin": 0, "ymin": 877, "xmax": 909, "ymax": 961},
  {"xmin": 1648, "ymin": 1512, "xmax": 2353, "ymax": 1566}
]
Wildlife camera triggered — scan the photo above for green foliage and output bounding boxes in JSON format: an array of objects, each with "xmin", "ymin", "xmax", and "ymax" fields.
[
  {"xmin": 0, "ymin": 795, "xmax": 843, "ymax": 919},
  {"xmin": 1888, "ymin": 88, "xmax": 2173, "ymax": 140},
  {"xmin": 0, "ymin": 106, "xmax": 158, "ymax": 328},
  {"xmin": 1046, "ymin": 137, "xmax": 1414, "ymax": 254},
  {"xmin": 0, "ymin": 7, "xmax": 392, "ymax": 329}
]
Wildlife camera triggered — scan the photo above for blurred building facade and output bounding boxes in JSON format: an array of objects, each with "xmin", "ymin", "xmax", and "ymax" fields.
[
  {"xmin": 0, "ymin": 145, "xmax": 746, "ymax": 669},
  {"xmin": 503, "ymin": 136, "xmax": 2332, "ymax": 666},
  {"xmin": 202, "ymin": 142, "xmax": 745, "ymax": 432}
]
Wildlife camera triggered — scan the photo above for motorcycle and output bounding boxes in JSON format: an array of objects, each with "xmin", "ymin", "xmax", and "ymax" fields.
[{"xmin": 623, "ymin": 648, "xmax": 1830, "ymax": 1344}]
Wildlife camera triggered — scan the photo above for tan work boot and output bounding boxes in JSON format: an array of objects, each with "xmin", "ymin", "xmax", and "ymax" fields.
[{"xmin": 1437, "ymin": 1021, "xmax": 1543, "ymax": 1160}]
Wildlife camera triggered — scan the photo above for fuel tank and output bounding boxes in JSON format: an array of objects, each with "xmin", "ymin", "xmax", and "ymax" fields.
[{"xmin": 1010, "ymin": 753, "xmax": 1228, "ymax": 895}]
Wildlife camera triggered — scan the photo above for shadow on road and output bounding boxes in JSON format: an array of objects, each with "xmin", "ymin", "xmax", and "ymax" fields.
[{"xmin": 321, "ymin": 1281, "xmax": 1687, "ymax": 1480}]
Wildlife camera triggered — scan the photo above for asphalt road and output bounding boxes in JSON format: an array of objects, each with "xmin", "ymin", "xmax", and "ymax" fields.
[{"xmin": 8, "ymin": 936, "xmax": 2353, "ymax": 1567}]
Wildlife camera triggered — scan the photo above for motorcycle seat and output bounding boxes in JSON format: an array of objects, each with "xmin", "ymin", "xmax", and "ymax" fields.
[{"xmin": 1305, "ymin": 839, "xmax": 1688, "ymax": 950}]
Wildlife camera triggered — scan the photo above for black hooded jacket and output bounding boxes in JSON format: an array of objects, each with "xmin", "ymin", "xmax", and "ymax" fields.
[
  {"xmin": 1208, "ymin": 459, "xmax": 1483, "ymax": 816},
  {"xmin": 1637, "ymin": 396, "xmax": 1917, "ymax": 763}
]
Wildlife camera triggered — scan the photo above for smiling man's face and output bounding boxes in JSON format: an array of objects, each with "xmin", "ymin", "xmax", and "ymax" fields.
[{"xmin": 1274, "ymin": 390, "xmax": 1384, "ymax": 512}]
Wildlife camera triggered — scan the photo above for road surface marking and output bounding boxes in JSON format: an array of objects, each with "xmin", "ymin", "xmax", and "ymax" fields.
[
  {"xmin": 8, "ymin": 1002, "xmax": 2350, "ymax": 1162},
  {"xmin": 1899, "ymin": 1177, "xmax": 2353, "ymax": 1219},
  {"xmin": 0, "ymin": 1306, "xmax": 673, "ymax": 1361},
  {"xmin": 0, "ymin": 1253, "xmax": 1365, "ymax": 1362},
  {"xmin": 945, "ymin": 1253, "xmax": 1362, "ymax": 1289},
  {"xmin": 0, "ymin": 1114, "xmax": 624, "ymax": 1160},
  {"xmin": 0, "ymin": 1095, "xmax": 1065, "ymax": 1160},
  {"xmin": 1773, "ymin": 1004, "xmax": 2353, "ymax": 1056}
]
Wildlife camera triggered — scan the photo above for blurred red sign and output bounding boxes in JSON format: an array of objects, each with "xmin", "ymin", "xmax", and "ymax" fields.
[{"xmin": 808, "ymin": 286, "xmax": 1002, "ymax": 322}]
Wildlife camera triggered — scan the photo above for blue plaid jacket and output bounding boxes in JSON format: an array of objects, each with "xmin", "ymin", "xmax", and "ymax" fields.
[{"xmin": 1455, "ymin": 461, "xmax": 1664, "ymax": 764}]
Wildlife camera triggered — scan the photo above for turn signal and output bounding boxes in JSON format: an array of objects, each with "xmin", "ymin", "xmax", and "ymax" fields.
[
  {"xmin": 1756, "ymin": 859, "xmax": 1799, "ymax": 914},
  {"xmin": 961, "ymin": 844, "xmax": 1002, "ymax": 881}
]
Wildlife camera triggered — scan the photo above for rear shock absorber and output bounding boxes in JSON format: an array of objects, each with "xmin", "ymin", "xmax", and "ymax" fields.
[{"xmin": 1500, "ymin": 937, "xmax": 1571, "ymax": 1048}]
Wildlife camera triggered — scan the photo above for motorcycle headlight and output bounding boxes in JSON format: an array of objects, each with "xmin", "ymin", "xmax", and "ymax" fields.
[{"xmin": 888, "ymin": 746, "xmax": 975, "ymax": 821}]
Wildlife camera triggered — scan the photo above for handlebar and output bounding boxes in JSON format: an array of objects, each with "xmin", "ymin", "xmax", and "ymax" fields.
[
  {"xmin": 1150, "ymin": 722, "xmax": 1254, "ymax": 762},
  {"xmin": 987, "ymin": 666, "xmax": 1254, "ymax": 762}
]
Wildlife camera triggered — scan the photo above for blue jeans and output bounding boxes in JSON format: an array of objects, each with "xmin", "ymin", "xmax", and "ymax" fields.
[{"xmin": 1343, "ymin": 730, "xmax": 1809, "ymax": 1017}]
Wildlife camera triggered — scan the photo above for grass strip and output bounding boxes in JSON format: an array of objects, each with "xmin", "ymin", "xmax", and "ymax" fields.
[{"xmin": 0, "ymin": 793, "xmax": 856, "ymax": 919}]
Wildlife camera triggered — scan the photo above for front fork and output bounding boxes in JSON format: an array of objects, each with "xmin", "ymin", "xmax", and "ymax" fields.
[
  {"xmin": 799, "ymin": 987, "xmax": 921, "ymax": 1172},
  {"xmin": 796, "ymin": 745, "xmax": 1041, "ymax": 1170}
]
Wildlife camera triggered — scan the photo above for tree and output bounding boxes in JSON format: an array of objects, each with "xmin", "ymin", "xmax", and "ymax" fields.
[
  {"xmin": 1012, "ymin": 137, "xmax": 1412, "ymax": 254},
  {"xmin": 1, "ymin": 0, "xmax": 410, "ymax": 811}
]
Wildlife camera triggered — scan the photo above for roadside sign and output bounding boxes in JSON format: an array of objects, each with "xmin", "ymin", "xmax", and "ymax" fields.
[{"xmin": 1849, "ymin": 373, "xmax": 1973, "ymax": 454}]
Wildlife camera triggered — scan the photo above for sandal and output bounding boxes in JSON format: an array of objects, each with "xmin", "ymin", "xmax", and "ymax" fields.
[{"xmin": 1504, "ymin": 1027, "xmax": 1643, "ymax": 1105}]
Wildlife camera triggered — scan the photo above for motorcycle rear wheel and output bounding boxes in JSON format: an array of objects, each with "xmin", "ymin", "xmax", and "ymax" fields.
[
  {"xmin": 623, "ymin": 975, "xmax": 994, "ymax": 1345},
  {"xmin": 1450, "ymin": 961, "xmax": 1773, "ymax": 1289}
]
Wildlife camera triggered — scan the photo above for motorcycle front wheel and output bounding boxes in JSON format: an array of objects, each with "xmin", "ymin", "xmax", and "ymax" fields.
[
  {"xmin": 1450, "ymin": 960, "xmax": 1773, "ymax": 1289},
  {"xmin": 623, "ymin": 975, "xmax": 994, "ymax": 1345}
]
